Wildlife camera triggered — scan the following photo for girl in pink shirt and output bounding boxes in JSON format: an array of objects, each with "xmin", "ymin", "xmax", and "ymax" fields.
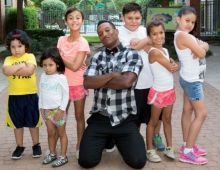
[{"xmin": 57, "ymin": 7, "xmax": 90, "ymax": 159}]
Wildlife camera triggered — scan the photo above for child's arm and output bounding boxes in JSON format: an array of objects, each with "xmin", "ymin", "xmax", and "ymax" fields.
[
  {"xmin": 62, "ymin": 51, "xmax": 87, "ymax": 72},
  {"xmin": 149, "ymin": 50, "xmax": 179, "ymax": 73},
  {"xmin": 2, "ymin": 63, "xmax": 26, "ymax": 76},
  {"xmin": 176, "ymin": 32, "xmax": 207, "ymax": 58},
  {"xmin": 129, "ymin": 37, "xmax": 152, "ymax": 50},
  {"xmin": 14, "ymin": 63, "xmax": 36, "ymax": 76}
]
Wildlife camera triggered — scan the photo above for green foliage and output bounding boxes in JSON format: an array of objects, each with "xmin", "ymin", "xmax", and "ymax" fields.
[
  {"xmin": 41, "ymin": 0, "xmax": 67, "ymax": 12},
  {"xmin": 83, "ymin": 36, "xmax": 100, "ymax": 43},
  {"xmin": 23, "ymin": 7, "xmax": 39, "ymax": 29},
  {"xmin": 25, "ymin": 29, "xmax": 65, "ymax": 59},
  {"xmin": 5, "ymin": 7, "xmax": 39, "ymax": 33}
]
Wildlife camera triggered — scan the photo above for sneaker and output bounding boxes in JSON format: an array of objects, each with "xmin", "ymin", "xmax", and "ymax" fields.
[
  {"xmin": 52, "ymin": 156, "xmax": 68, "ymax": 167},
  {"xmin": 146, "ymin": 149, "xmax": 161, "ymax": 162},
  {"xmin": 193, "ymin": 144, "xmax": 207, "ymax": 156},
  {"xmin": 42, "ymin": 153, "xmax": 57, "ymax": 164},
  {"xmin": 153, "ymin": 134, "xmax": 165, "ymax": 151},
  {"xmin": 105, "ymin": 139, "xmax": 116, "ymax": 153},
  {"xmin": 164, "ymin": 147, "xmax": 175, "ymax": 159},
  {"xmin": 105, "ymin": 145, "xmax": 116, "ymax": 153},
  {"xmin": 179, "ymin": 151, "xmax": 208, "ymax": 165},
  {"xmin": 179, "ymin": 144, "xmax": 207, "ymax": 156},
  {"xmin": 11, "ymin": 146, "xmax": 25, "ymax": 160},
  {"xmin": 32, "ymin": 143, "xmax": 42, "ymax": 158}
]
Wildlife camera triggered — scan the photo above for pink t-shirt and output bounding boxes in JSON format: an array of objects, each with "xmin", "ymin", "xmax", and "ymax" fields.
[{"xmin": 57, "ymin": 35, "xmax": 90, "ymax": 86}]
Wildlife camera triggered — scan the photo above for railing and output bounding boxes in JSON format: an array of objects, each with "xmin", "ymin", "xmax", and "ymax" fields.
[{"xmin": 200, "ymin": 0, "xmax": 220, "ymax": 36}]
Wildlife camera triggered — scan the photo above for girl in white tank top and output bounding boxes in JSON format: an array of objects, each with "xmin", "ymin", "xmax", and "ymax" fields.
[
  {"xmin": 174, "ymin": 6, "xmax": 209, "ymax": 165},
  {"xmin": 145, "ymin": 21, "xmax": 179, "ymax": 163}
]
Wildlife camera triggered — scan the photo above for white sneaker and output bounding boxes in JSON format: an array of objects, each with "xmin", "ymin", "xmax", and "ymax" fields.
[
  {"xmin": 75, "ymin": 150, "xmax": 79, "ymax": 160},
  {"xmin": 164, "ymin": 147, "xmax": 175, "ymax": 159},
  {"xmin": 105, "ymin": 145, "xmax": 116, "ymax": 153},
  {"xmin": 147, "ymin": 149, "xmax": 161, "ymax": 162}
]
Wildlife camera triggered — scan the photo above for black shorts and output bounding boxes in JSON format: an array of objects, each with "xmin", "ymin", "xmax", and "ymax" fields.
[{"xmin": 6, "ymin": 94, "xmax": 41, "ymax": 128}]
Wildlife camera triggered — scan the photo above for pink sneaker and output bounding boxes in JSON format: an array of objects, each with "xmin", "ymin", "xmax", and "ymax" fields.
[
  {"xmin": 179, "ymin": 144, "xmax": 207, "ymax": 156},
  {"xmin": 179, "ymin": 151, "xmax": 208, "ymax": 165},
  {"xmin": 193, "ymin": 144, "xmax": 207, "ymax": 156}
]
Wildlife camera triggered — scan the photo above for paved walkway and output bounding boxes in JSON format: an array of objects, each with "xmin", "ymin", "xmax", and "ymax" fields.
[{"xmin": 0, "ymin": 46, "xmax": 220, "ymax": 169}]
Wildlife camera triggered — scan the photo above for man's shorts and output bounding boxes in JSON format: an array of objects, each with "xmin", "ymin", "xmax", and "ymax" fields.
[
  {"xmin": 6, "ymin": 94, "xmax": 42, "ymax": 128},
  {"xmin": 179, "ymin": 76, "xmax": 204, "ymax": 101},
  {"xmin": 148, "ymin": 87, "xmax": 176, "ymax": 108},
  {"xmin": 69, "ymin": 85, "xmax": 89, "ymax": 101}
]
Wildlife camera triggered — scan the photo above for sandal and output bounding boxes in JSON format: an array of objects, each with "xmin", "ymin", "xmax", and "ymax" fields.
[{"xmin": 51, "ymin": 156, "xmax": 68, "ymax": 167}]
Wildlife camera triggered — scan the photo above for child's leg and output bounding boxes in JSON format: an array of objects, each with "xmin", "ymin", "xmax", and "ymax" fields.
[
  {"xmin": 154, "ymin": 120, "xmax": 162, "ymax": 134},
  {"xmin": 29, "ymin": 128, "xmax": 39, "ymax": 145},
  {"xmin": 14, "ymin": 128, "xmax": 24, "ymax": 146},
  {"xmin": 74, "ymin": 97, "xmax": 86, "ymax": 149},
  {"xmin": 57, "ymin": 124, "xmax": 68, "ymax": 157},
  {"xmin": 45, "ymin": 120, "xmax": 57, "ymax": 154},
  {"xmin": 162, "ymin": 105, "xmax": 173, "ymax": 147},
  {"xmin": 186, "ymin": 99, "xmax": 207, "ymax": 148},
  {"xmin": 181, "ymin": 93, "xmax": 193, "ymax": 143},
  {"xmin": 147, "ymin": 105, "xmax": 162, "ymax": 149}
]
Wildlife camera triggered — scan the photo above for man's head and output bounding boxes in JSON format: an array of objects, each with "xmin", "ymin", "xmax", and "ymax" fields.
[
  {"xmin": 97, "ymin": 20, "xmax": 119, "ymax": 49},
  {"xmin": 122, "ymin": 2, "xmax": 142, "ymax": 31}
]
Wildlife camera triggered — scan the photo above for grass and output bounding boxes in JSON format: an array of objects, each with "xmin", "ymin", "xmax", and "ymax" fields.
[{"xmin": 83, "ymin": 35, "xmax": 100, "ymax": 43}]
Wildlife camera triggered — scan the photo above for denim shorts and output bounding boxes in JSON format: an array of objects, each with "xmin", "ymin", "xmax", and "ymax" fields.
[{"xmin": 179, "ymin": 76, "xmax": 204, "ymax": 101}]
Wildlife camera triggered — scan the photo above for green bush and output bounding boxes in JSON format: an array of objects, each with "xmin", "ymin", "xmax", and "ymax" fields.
[
  {"xmin": 41, "ymin": 0, "xmax": 66, "ymax": 15},
  {"xmin": 5, "ymin": 7, "xmax": 39, "ymax": 33}
]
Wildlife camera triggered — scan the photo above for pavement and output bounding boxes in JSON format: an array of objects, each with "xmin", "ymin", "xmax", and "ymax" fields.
[{"xmin": 0, "ymin": 45, "xmax": 220, "ymax": 169}]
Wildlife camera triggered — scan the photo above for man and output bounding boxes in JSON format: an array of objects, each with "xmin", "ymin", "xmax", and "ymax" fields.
[{"xmin": 78, "ymin": 20, "xmax": 147, "ymax": 169}]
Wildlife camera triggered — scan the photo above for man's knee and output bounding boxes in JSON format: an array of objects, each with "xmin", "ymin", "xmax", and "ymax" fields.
[
  {"xmin": 78, "ymin": 156, "xmax": 100, "ymax": 169},
  {"xmin": 125, "ymin": 157, "xmax": 147, "ymax": 169}
]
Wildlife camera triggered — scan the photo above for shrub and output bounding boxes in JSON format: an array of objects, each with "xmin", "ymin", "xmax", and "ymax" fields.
[{"xmin": 5, "ymin": 7, "xmax": 39, "ymax": 33}]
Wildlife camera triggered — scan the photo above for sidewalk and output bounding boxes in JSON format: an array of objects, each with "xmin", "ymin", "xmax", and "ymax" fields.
[{"xmin": 0, "ymin": 46, "xmax": 220, "ymax": 169}]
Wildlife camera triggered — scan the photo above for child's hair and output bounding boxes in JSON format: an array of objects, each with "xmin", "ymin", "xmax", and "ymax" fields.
[
  {"xmin": 97, "ymin": 20, "xmax": 116, "ymax": 29},
  {"xmin": 147, "ymin": 20, "xmax": 165, "ymax": 35},
  {"xmin": 177, "ymin": 6, "xmax": 196, "ymax": 17},
  {"xmin": 40, "ymin": 47, "xmax": 65, "ymax": 74},
  {"xmin": 64, "ymin": 6, "xmax": 84, "ymax": 21},
  {"xmin": 122, "ymin": 2, "xmax": 142, "ymax": 16},
  {"xmin": 5, "ymin": 29, "xmax": 30, "ymax": 52}
]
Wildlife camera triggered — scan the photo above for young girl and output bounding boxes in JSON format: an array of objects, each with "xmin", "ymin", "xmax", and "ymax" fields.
[
  {"xmin": 2, "ymin": 29, "xmax": 42, "ymax": 159},
  {"xmin": 39, "ymin": 47, "xmax": 69, "ymax": 167},
  {"xmin": 57, "ymin": 7, "xmax": 90, "ymax": 159},
  {"xmin": 174, "ymin": 6, "xmax": 209, "ymax": 165},
  {"xmin": 145, "ymin": 21, "xmax": 179, "ymax": 162}
]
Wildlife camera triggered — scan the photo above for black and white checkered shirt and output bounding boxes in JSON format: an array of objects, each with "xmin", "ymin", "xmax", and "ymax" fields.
[{"xmin": 84, "ymin": 43, "xmax": 143, "ymax": 126}]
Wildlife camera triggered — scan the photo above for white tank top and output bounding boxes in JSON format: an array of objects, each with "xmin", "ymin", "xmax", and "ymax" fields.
[
  {"xmin": 148, "ymin": 47, "xmax": 174, "ymax": 91},
  {"xmin": 174, "ymin": 30, "xmax": 206, "ymax": 82}
]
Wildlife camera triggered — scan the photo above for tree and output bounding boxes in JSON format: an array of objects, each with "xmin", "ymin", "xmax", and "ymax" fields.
[{"xmin": 17, "ymin": 0, "xmax": 24, "ymax": 29}]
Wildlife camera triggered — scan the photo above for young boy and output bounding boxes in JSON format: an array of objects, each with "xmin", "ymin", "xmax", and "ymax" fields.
[{"xmin": 118, "ymin": 2, "xmax": 165, "ymax": 156}]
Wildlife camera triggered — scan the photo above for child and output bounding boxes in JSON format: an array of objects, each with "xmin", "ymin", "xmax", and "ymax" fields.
[
  {"xmin": 146, "ymin": 21, "xmax": 179, "ymax": 162},
  {"xmin": 57, "ymin": 7, "xmax": 90, "ymax": 159},
  {"xmin": 174, "ymin": 6, "xmax": 209, "ymax": 165},
  {"xmin": 39, "ymin": 47, "xmax": 69, "ymax": 167},
  {"xmin": 2, "ymin": 29, "xmax": 42, "ymax": 159},
  {"xmin": 118, "ymin": 2, "xmax": 165, "ymax": 151}
]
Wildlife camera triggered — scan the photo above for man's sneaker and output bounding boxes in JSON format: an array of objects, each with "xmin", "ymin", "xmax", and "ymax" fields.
[
  {"xmin": 52, "ymin": 156, "xmax": 68, "ymax": 167},
  {"xmin": 164, "ymin": 147, "xmax": 175, "ymax": 159},
  {"xmin": 146, "ymin": 149, "xmax": 161, "ymax": 162},
  {"xmin": 105, "ymin": 139, "xmax": 116, "ymax": 152},
  {"xmin": 179, "ymin": 151, "xmax": 208, "ymax": 165},
  {"xmin": 153, "ymin": 134, "xmax": 165, "ymax": 151},
  {"xmin": 32, "ymin": 143, "xmax": 42, "ymax": 158},
  {"xmin": 193, "ymin": 144, "xmax": 207, "ymax": 156},
  {"xmin": 43, "ymin": 153, "xmax": 57, "ymax": 164},
  {"xmin": 179, "ymin": 144, "xmax": 207, "ymax": 156},
  {"xmin": 11, "ymin": 146, "xmax": 25, "ymax": 160}
]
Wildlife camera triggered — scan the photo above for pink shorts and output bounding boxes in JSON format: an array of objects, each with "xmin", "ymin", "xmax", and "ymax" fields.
[
  {"xmin": 147, "ymin": 87, "xmax": 176, "ymax": 108},
  {"xmin": 69, "ymin": 85, "xmax": 89, "ymax": 101}
]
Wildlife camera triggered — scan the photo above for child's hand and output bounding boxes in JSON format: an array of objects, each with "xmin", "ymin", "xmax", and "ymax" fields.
[
  {"xmin": 170, "ymin": 58, "xmax": 179, "ymax": 73},
  {"xmin": 40, "ymin": 109, "xmax": 46, "ymax": 121},
  {"xmin": 54, "ymin": 109, "xmax": 65, "ymax": 121},
  {"xmin": 129, "ymin": 38, "xmax": 140, "ymax": 47}
]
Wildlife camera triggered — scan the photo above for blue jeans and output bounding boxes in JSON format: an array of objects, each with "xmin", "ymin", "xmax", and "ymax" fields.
[{"xmin": 179, "ymin": 76, "xmax": 204, "ymax": 101}]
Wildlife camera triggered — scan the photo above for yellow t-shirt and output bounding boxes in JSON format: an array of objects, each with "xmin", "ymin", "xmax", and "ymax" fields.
[{"xmin": 4, "ymin": 53, "xmax": 38, "ymax": 95}]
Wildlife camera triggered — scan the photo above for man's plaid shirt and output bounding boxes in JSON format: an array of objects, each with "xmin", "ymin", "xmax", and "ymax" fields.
[{"xmin": 84, "ymin": 44, "xmax": 143, "ymax": 126}]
